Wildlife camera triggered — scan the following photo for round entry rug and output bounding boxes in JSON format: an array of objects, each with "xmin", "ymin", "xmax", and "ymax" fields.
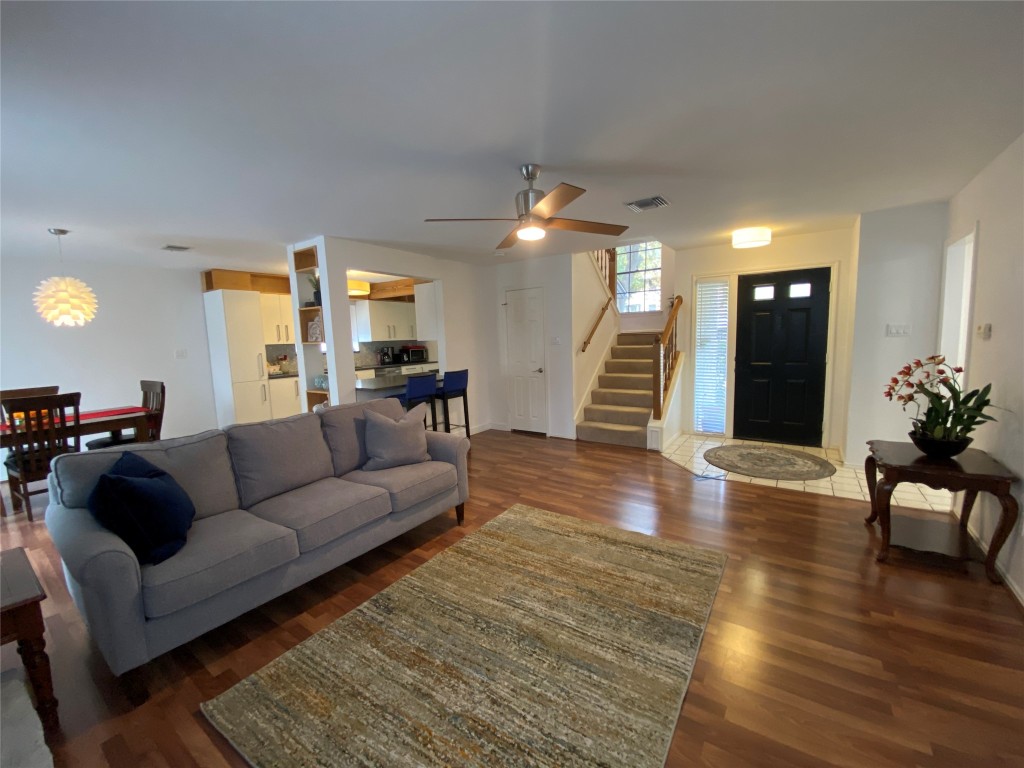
[{"xmin": 703, "ymin": 445, "xmax": 836, "ymax": 481}]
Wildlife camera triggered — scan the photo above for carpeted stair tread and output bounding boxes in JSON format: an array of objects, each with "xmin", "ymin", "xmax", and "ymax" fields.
[
  {"xmin": 617, "ymin": 332, "xmax": 660, "ymax": 346},
  {"xmin": 611, "ymin": 345, "xmax": 653, "ymax": 360},
  {"xmin": 592, "ymin": 388, "xmax": 654, "ymax": 407},
  {"xmin": 577, "ymin": 421, "xmax": 648, "ymax": 449},
  {"xmin": 605, "ymin": 359, "xmax": 654, "ymax": 374},
  {"xmin": 583, "ymin": 403, "xmax": 652, "ymax": 426},
  {"xmin": 599, "ymin": 372, "xmax": 653, "ymax": 389}
]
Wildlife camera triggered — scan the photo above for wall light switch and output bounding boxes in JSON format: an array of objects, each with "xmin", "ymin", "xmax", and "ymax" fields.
[
  {"xmin": 885, "ymin": 324, "xmax": 911, "ymax": 338},
  {"xmin": 174, "ymin": 348, "xmax": 188, "ymax": 359},
  {"xmin": 551, "ymin": 336, "xmax": 562, "ymax": 346},
  {"xmin": 976, "ymin": 323, "xmax": 992, "ymax": 340}
]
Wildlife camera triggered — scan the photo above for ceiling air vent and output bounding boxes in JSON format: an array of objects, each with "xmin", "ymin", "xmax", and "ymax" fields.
[
  {"xmin": 625, "ymin": 196, "xmax": 670, "ymax": 213},
  {"xmin": 161, "ymin": 244, "xmax": 191, "ymax": 252}
]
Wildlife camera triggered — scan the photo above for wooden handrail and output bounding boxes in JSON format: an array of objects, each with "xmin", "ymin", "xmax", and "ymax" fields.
[
  {"xmin": 581, "ymin": 296, "xmax": 613, "ymax": 353},
  {"xmin": 652, "ymin": 295, "xmax": 684, "ymax": 420}
]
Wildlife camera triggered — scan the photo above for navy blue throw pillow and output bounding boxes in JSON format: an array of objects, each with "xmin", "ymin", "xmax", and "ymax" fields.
[{"xmin": 87, "ymin": 452, "xmax": 196, "ymax": 565}]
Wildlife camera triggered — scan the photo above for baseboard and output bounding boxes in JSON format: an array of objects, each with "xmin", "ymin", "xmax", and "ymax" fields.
[{"xmin": 954, "ymin": 506, "xmax": 1024, "ymax": 610}]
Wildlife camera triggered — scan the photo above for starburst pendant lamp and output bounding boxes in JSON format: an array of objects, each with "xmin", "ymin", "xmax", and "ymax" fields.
[{"xmin": 34, "ymin": 228, "xmax": 98, "ymax": 327}]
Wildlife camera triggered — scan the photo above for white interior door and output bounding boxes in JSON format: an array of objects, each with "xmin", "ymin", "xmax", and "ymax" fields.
[
  {"xmin": 505, "ymin": 288, "xmax": 547, "ymax": 433},
  {"xmin": 939, "ymin": 231, "xmax": 975, "ymax": 371}
]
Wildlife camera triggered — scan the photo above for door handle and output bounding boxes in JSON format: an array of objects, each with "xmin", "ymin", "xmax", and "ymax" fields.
[
  {"xmin": 284, "ymin": 325, "xmax": 290, "ymax": 342},
  {"xmin": 532, "ymin": 368, "xmax": 544, "ymax": 373},
  {"xmin": 261, "ymin": 384, "xmax": 267, "ymax": 402},
  {"xmin": 257, "ymin": 353, "xmax": 264, "ymax": 378},
  {"xmin": 276, "ymin": 324, "xmax": 281, "ymax": 342},
  {"xmin": 294, "ymin": 380, "xmax": 299, "ymax": 397}
]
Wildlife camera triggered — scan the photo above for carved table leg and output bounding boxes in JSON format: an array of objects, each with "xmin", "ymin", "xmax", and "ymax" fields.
[
  {"xmin": 864, "ymin": 455, "xmax": 879, "ymax": 523},
  {"xmin": 959, "ymin": 489, "xmax": 979, "ymax": 530},
  {"xmin": 16, "ymin": 633, "xmax": 60, "ymax": 740},
  {"xmin": 984, "ymin": 494, "xmax": 1020, "ymax": 584},
  {"xmin": 874, "ymin": 478, "xmax": 897, "ymax": 563}
]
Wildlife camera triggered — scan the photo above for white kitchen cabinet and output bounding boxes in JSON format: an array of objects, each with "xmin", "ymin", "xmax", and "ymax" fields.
[
  {"xmin": 231, "ymin": 381, "xmax": 272, "ymax": 424},
  {"xmin": 260, "ymin": 293, "xmax": 295, "ymax": 344},
  {"xmin": 355, "ymin": 300, "xmax": 417, "ymax": 342},
  {"xmin": 414, "ymin": 281, "xmax": 442, "ymax": 341},
  {"xmin": 269, "ymin": 377, "xmax": 302, "ymax": 419},
  {"xmin": 204, "ymin": 289, "xmax": 271, "ymax": 427}
]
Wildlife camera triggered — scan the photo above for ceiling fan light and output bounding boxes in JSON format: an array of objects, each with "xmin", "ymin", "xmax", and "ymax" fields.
[
  {"xmin": 732, "ymin": 227, "xmax": 772, "ymax": 249},
  {"xmin": 347, "ymin": 279, "xmax": 371, "ymax": 296},
  {"xmin": 517, "ymin": 225, "xmax": 545, "ymax": 241}
]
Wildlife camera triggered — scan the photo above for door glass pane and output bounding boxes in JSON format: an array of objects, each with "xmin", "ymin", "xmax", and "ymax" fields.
[
  {"xmin": 788, "ymin": 283, "xmax": 811, "ymax": 298},
  {"xmin": 694, "ymin": 279, "xmax": 729, "ymax": 434},
  {"xmin": 753, "ymin": 285, "xmax": 774, "ymax": 301}
]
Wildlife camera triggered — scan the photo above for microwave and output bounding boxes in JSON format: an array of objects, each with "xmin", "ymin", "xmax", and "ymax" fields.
[{"xmin": 408, "ymin": 348, "xmax": 428, "ymax": 363}]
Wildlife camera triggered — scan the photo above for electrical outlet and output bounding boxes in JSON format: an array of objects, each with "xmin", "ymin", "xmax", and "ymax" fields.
[
  {"xmin": 976, "ymin": 323, "xmax": 992, "ymax": 340},
  {"xmin": 174, "ymin": 348, "xmax": 188, "ymax": 359},
  {"xmin": 885, "ymin": 324, "xmax": 911, "ymax": 338}
]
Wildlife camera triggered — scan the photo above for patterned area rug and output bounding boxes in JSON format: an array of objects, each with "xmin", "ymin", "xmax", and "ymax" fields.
[
  {"xmin": 202, "ymin": 504, "xmax": 727, "ymax": 768},
  {"xmin": 703, "ymin": 444, "xmax": 837, "ymax": 480}
]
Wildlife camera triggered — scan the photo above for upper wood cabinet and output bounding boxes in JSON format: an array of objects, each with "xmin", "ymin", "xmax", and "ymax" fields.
[
  {"xmin": 259, "ymin": 294, "xmax": 295, "ymax": 344},
  {"xmin": 354, "ymin": 300, "xmax": 417, "ymax": 342}
]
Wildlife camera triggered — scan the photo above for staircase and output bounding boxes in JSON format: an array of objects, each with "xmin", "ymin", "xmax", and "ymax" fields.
[{"xmin": 576, "ymin": 332, "xmax": 658, "ymax": 449}]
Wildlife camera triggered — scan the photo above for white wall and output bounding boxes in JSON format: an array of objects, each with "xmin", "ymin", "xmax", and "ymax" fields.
[
  {"xmin": 674, "ymin": 228, "xmax": 859, "ymax": 450},
  {"xmin": 312, "ymin": 238, "xmax": 500, "ymax": 434},
  {"xmin": 844, "ymin": 202, "xmax": 949, "ymax": 461},
  {"xmin": 947, "ymin": 135, "xmax": 1024, "ymax": 597},
  {"xmin": 571, "ymin": 252, "xmax": 618, "ymax": 421},
  {"xmin": 0, "ymin": 258, "xmax": 218, "ymax": 441},
  {"xmin": 495, "ymin": 254, "xmax": 575, "ymax": 439}
]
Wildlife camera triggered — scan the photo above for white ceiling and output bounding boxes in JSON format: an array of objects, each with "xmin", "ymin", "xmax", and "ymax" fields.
[{"xmin": 2, "ymin": 2, "xmax": 1021, "ymax": 271}]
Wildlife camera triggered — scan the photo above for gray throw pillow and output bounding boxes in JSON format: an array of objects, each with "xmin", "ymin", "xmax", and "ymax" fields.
[{"xmin": 362, "ymin": 403, "xmax": 431, "ymax": 471}]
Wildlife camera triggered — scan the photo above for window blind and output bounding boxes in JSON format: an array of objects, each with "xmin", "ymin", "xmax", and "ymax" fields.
[{"xmin": 694, "ymin": 279, "xmax": 729, "ymax": 434}]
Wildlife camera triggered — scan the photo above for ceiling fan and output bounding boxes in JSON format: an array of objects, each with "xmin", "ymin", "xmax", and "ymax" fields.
[{"xmin": 425, "ymin": 164, "xmax": 629, "ymax": 250}]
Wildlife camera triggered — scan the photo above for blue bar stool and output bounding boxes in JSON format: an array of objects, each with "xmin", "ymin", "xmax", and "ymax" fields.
[
  {"xmin": 435, "ymin": 369, "xmax": 469, "ymax": 436},
  {"xmin": 397, "ymin": 373, "xmax": 437, "ymax": 430}
]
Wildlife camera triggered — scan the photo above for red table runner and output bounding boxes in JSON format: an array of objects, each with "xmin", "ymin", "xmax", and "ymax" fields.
[{"xmin": 1, "ymin": 406, "xmax": 150, "ymax": 433}]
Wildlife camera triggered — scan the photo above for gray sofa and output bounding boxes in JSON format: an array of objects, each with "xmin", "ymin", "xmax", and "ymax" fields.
[{"xmin": 45, "ymin": 399, "xmax": 469, "ymax": 675}]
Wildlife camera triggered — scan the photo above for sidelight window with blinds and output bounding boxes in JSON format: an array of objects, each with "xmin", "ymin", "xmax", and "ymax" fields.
[{"xmin": 694, "ymin": 278, "xmax": 729, "ymax": 434}]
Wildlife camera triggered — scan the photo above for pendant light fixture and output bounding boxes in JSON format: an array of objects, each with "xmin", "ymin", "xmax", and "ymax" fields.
[
  {"xmin": 347, "ymin": 279, "xmax": 371, "ymax": 296},
  {"xmin": 34, "ymin": 228, "xmax": 98, "ymax": 327}
]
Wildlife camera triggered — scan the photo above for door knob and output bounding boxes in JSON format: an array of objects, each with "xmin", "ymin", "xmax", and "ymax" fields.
[{"xmin": 532, "ymin": 368, "xmax": 544, "ymax": 373}]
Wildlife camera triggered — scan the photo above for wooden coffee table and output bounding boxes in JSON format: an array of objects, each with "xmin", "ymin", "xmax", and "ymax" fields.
[
  {"xmin": 1, "ymin": 547, "xmax": 60, "ymax": 743},
  {"xmin": 865, "ymin": 440, "xmax": 1020, "ymax": 583}
]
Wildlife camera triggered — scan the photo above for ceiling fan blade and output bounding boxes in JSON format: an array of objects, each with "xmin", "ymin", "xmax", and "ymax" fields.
[
  {"xmin": 425, "ymin": 218, "xmax": 518, "ymax": 222},
  {"xmin": 546, "ymin": 218, "xmax": 629, "ymax": 236},
  {"xmin": 496, "ymin": 226, "xmax": 521, "ymax": 250},
  {"xmin": 530, "ymin": 183, "xmax": 585, "ymax": 219}
]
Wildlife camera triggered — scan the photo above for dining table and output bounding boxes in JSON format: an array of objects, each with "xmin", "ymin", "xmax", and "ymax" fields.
[{"xmin": 0, "ymin": 406, "xmax": 153, "ymax": 451}]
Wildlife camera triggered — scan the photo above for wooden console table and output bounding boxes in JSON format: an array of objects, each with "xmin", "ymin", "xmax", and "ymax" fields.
[
  {"xmin": 865, "ymin": 440, "xmax": 1020, "ymax": 583},
  {"xmin": 1, "ymin": 547, "xmax": 60, "ymax": 743}
]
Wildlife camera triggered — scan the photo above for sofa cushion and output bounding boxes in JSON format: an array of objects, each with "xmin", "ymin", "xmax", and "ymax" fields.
[
  {"xmin": 88, "ymin": 453, "xmax": 196, "ymax": 565},
  {"xmin": 342, "ymin": 461, "xmax": 457, "ymax": 512},
  {"xmin": 363, "ymin": 404, "xmax": 431, "ymax": 471},
  {"xmin": 50, "ymin": 430, "xmax": 238, "ymax": 519},
  {"xmin": 318, "ymin": 398, "xmax": 405, "ymax": 476},
  {"xmin": 247, "ymin": 478, "xmax": 391, "ymax": 553},
  {"xmin": 226, "ymin": 413, "xmax": 335, "ymax": 508},
  {"xmin": 141, "ymin": 509, "xmax": 298, "ymax": 618}
]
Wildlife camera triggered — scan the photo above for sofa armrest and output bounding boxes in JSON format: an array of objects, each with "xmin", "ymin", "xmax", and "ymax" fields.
[
  {"xmin": 45, "ymin": 503, "xmax": 148, "ymax": 675},
  {"xmin": 426, "ymin": 431, "xmax": 471, "ymax": 503}
]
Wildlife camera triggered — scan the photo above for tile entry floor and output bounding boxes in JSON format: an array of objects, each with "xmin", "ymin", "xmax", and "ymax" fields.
[{"xmin": 662, "ymin": 434, "xmax": 954, "ymax": 513}]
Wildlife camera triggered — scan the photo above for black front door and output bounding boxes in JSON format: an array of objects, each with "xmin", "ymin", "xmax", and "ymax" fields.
[{"xmin": 734, "ymin": 267, "xmax": 831, "ymax": 446}]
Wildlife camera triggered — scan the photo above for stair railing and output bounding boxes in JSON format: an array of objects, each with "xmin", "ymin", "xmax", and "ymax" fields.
[
  {"xmin": 652, "ymin": 295, "xmax": 684, "ymax": 419},
  {"xmin": 581, "ymin": 296, "xmax": 614, "ymax": 353},
  {"xmin": 592, "ymin": 248, "xmax": 617, "ymax": 297}
]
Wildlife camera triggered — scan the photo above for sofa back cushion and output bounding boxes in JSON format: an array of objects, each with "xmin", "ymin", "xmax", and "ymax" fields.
[
  {"xmin": 226, "ymin": 412, "xmax": 334, "ymax": 508},
  {"xmin": 318, "ymin": 398, "xmax": 405, "ymax": 476},
  {"xmin": 50, "ymin": 430, "xmax": 238, "ymax": 519}
]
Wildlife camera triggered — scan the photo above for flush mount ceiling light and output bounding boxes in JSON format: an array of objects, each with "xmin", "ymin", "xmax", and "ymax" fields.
[
  {"xmin": 347, "ymin": 279, "xmax": 371, "ymax": 296},
  {"xmin": 732, "ymin": 227, "xmax": 772, "ymax": 249},
  {"xmin": 34, "ymin": 228, "xmax": 98, "ymax": 327}
]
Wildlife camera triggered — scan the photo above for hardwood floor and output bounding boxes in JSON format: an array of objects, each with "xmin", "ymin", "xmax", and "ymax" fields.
[{"xmin": 2, "ymin": 430, "xmax": 1022, "ymax": 767}]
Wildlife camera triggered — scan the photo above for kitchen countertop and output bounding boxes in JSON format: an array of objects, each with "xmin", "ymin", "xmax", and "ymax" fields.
[
  {"xmin": 355, "ymin": 361, "xmax": 438, "ymax": 371},
  {"xmin": 267, "ymin": 373, "xmax": 299, "ymax": 379},
  {"xmin": 354, "ymin": 372, "xmax": 442, "ymax": 391}
]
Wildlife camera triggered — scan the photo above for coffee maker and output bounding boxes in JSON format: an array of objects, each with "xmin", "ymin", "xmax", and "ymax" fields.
[{"xmin": 379, "ymin": 346, "xmax": 395, "ymax": 365}]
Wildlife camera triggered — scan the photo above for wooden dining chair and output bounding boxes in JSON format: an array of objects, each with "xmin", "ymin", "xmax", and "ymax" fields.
[
  {"xmin": 85, "ymin": 380, "xmax": 166, "ymax": 450},
  {"xmin": 0, "ymin": 386, "xmax": 59, "ymax": 515},
  {"xmin": 2, "ymin": 392, "xmax": 81, "ymax": 521}
]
